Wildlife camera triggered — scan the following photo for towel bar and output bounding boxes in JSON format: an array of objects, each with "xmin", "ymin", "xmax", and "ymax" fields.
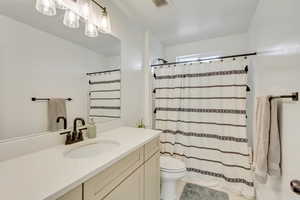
[
  {"xmin": 31, "ymin": 97, "xmax": 72, "ymax": 101},
  {"xmin": 269, "ymin": 92, "xmax": 298, "ymax": 101}
]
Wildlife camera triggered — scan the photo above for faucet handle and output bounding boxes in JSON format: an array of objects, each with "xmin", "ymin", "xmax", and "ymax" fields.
[
  {"xmin": 60, "ymin": 130, "xmax": 71, "ymax": 135},
  {"xmin": 60, "ymin": 130, "xmax": 72, "ymax": 145},
  {"xmin": 77, "ymin": 127, "xmax": 87, "ymax": 141},
  {"xmin": 79, "ymin": 127, "xmax": 87, "ymax": 131}
]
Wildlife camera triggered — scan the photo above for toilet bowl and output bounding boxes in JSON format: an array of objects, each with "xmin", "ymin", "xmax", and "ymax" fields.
[{"xmin": 160, "ymin": 156, "xmax": 186, "ymax": 200}]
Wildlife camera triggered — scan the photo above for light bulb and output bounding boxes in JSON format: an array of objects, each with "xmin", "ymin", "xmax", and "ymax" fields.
[
  {"xmin": 63, "ymin": 10, "xmax": 80, "ymax": 28},
  {"xmin": 55, "ymin": 0, "xmax": 67, "ymax": 9},
  {"xmin": 81, "ymin": 2, "xmax": 90, "ymax": 20},
  {"xmin": 85, "ymin": 22, "xmax": 98, "ymax": 37},
  {"xmin": 99, "ymin": 10, "xmax": 111, "ymax": 33},
  {"xmin": 101, "ymin": 16, "xmax": 108, "ymax": 30},
  {"xmin": 36, "ymin": 0, "xmax": 56, "ymax": 16}
]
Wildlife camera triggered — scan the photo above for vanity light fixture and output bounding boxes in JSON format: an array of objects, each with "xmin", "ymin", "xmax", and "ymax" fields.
[
  {"xmin": 85, "ymin": 21, "xmax": 99, "ymax": 37},
  {"xmin": 99, "ymin": 8, "xmax": 110, "ymax": 33},
  {"xmin": 81, "ymin": 0, "xmax": 90, "ymax": 19},
  {"xmin": 36, "ymin": 0, "xmax": 57, "ymax": 16},
  {"xmin": 55, "ymin": 0, "xmax": 67, "ymax": 9},
  {"xmin": 35, "ymin": 0, "xmax": 111, "ymax": 36},
  {"xmin": 63, "ymin": 9, "xmax": 80, "ymax": 28}
]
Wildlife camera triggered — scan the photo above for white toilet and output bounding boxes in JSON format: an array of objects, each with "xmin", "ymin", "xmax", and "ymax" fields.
[{"xmin": 160, "ymin": 156, "xmax": 186, "ymax": 200}]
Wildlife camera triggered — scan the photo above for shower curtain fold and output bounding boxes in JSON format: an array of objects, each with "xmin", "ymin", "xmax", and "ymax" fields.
[{"xmin": 153, "ymin": 58, "xmax": 254, "ymax": 198}]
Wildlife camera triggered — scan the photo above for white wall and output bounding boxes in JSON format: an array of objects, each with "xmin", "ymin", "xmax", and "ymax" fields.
[
  {"xmin": 0, "ymin": 15, "xmax": 106, "ymax": 140},
  {"xmin": 249, "ymin": 0, "xmax": 300, "ymax": 199},
  {"xmin": 102, "ymin": 0, "xmax": 164, "ymax": 127},
  {"xmin": 143, "ymin": 31, "xmax": 164, "ymax": 128},
  {"xmin": 164, "ymin": 33, "xmax": 249, "ymax": 61},
  {"xmin": 149, "ymin": 32, "xmax": 164, "ymax": 64},
  {"xmin": 105, "ymin": 55, "xmax": 121, "ymax": 68},
  {"xmin": 102, "ymin": 0, "xmax": 146, "ymax": 127}
]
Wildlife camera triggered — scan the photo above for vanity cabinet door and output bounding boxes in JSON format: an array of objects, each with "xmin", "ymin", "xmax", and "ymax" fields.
[
  {"xmin": 84, "ymin": 147, "xmax": 144, "ymax": 200},
  {"xmin": 103, "ymin": 166, "xmax": 144, "ymax": 200},
  {"xmin": 145, "ymin": 152, "xmax": 160, "ymax": 200},
  {"xmin": 57, "ymin": 185, "xmax": 82, "ymax": 200}
]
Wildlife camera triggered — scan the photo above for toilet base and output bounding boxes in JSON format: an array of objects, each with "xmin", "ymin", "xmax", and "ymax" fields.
[
  {"xmin": 160, "ymin": 156, "xmax": 186, "ymax": 200},
  {"xmin": 161, "ymin": 180, "xmax": 177, "ymax": 200}
]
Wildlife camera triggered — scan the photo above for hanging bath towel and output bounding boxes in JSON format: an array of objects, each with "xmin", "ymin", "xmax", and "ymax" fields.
[
  {"xmin": 254, "ymin": 96, "xmax": 281, "ymax": 183},
  {"xmin": 48, "ymin": 98, "xmax": 67, "ymax": 132}
]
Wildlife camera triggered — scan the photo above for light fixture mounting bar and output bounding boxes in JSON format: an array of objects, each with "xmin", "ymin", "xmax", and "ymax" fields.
[{"xmin": 91, "ymin": 0, "xmax": 106, "ymax": 11}]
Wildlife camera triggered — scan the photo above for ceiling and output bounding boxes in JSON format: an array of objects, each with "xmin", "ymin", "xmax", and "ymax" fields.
[
  {"xmin": 0, "ymin": 0, "xmax": 121, "ymax": 56},
  {"xmin": 113, "ymin": 0, "xmax": 259, "ymax": 45}
]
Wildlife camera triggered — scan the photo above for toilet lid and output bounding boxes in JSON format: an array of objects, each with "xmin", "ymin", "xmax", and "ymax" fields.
[{"xmin": 160, "ymin": 156, "xmax": 186, "ymax": 172}]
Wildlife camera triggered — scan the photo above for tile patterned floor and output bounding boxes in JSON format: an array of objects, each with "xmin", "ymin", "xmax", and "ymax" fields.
[{"xmin": 176, "ymin": 180, "xmax": 247, "ymax": 200}]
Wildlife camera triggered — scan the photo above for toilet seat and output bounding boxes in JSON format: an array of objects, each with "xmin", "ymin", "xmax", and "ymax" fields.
[{"xmin": 160, "ymin": 156, "xmax": 186, "ymax": 173}]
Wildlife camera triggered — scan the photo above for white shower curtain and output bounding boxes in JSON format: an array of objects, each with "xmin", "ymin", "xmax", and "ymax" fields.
[{"xmin": 153, "ymin": 58, "xmax": 254, "ymax": 198}]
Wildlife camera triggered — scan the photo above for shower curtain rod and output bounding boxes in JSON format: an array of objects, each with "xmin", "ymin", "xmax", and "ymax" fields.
[{"xmin": 150, "ymin": 52, "xmax": 257, "ymax": 67}]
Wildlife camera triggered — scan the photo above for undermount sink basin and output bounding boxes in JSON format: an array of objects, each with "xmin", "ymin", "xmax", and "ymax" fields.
[{"xmin": 64, "ymin": 140, "xmax": 120, "ymax": 159}]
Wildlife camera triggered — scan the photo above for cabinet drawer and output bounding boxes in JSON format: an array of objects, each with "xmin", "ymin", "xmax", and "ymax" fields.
[
  {"xmin": 144, "ymin": 137, "xmax": 160, "ymax": 161},
  {"xmin": 84, "ymin": 147, "xmax": 144, "ymax": 200},
  {"xmin": 57, "ymin": 185, "xmax": 82, "ymax": 200}
]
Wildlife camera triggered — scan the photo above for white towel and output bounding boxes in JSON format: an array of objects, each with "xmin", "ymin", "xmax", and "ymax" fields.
[
  {"xmin": 254, "ymin": 96, "xmax": 281, "ymax": 183},
  {"xmin": 48, "ymin": 98, "xmax": 67, "ymax": 132},
  {"xmin": 254, "ymin": 96, "xmax": 270, "ymax": 183},
  {"xmin": 268, "ymin": 99, "xmax": 281, "ymax": 176}
]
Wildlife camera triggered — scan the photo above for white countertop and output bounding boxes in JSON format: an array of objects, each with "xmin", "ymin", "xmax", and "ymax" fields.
[{"xmin": 0, "ymin": 127, "xmax": 161, "ymax": 200}]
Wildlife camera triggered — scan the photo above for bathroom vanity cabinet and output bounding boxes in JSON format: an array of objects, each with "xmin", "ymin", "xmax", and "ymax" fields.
[{"xmin": 58, "ymin": 137, "xmax": 160, "ymax": 200}]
